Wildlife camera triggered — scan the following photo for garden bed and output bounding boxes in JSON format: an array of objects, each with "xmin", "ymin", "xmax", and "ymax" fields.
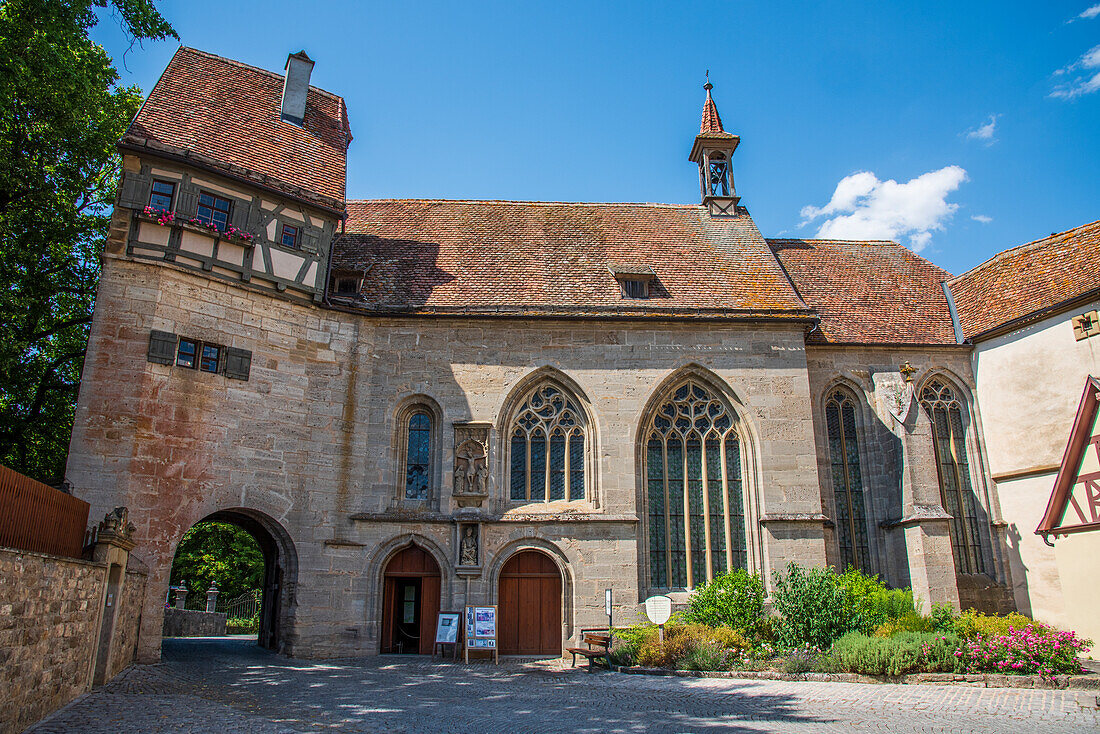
[{"xmin": 610, "ymin": 564, "xmax": 1094, "ymax": 688}]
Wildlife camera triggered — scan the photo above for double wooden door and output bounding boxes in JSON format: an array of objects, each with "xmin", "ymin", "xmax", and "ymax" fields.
[{"xmin": 498, "ymin": 551, "xmax": 562, "ymax": 655}]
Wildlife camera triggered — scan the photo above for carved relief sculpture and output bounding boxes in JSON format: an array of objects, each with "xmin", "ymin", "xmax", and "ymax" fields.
[{"xmin": 453, "ymin": 422, "xmax": 491, "ymax": 507}]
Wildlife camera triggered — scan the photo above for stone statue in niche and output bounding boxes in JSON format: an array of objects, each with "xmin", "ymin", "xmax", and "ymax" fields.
[
  {"xmin": 459, "ymin": 525, "xmax": 478, "ymax": 566},
  {"xmin": 452, "ymin": 421, "xmax": 491, "ymax": 507}
]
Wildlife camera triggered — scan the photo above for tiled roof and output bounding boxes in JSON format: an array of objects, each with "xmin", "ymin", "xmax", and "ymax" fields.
[
  {"xmin": 122, "ymin": 47, "xmax": 351, "ymax": 210},
  {"xmin": 768, "ymin": 239, "xmax": 958, "ymax": 345},
  {"xmin": 332, "ymin": 200, "xmax": 813, "ymax": 319},
  {"xmin": 947, "ymin": 219, "xmax": 1100, "ymax": 340},
  {"xmin": 700, "ymin": 86, "xmax": 726, "ymax": 135}
]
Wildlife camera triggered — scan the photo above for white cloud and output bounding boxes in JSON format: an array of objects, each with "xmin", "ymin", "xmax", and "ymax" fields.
[
  {"xmin": 1050, "ymin": 44, "xmax": 1100, "ymax": 98},
  {"xmin": 1073, "ymin": 4, "xmax": 1100, "ymax": 21},
  {"xmin": 799, "ymin": 166, "xmax": 968, "ymax": 252},
  {"xmin": 964, "ymin": 114, "xmax": 1000, "ymax": 145},
  {"xmin": 971, "ymin": 214, "xmax": 993, "ymax": 224}
]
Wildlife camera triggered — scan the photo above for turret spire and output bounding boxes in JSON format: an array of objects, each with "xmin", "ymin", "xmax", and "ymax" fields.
[{"xmin": 700, "ymin": 72, "xmax": 725, "ymax": 134}]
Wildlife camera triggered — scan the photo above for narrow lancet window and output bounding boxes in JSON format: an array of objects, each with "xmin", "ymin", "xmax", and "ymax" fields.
[
  {"xmin": 404, "ymin": 412, "xmax": 431, "ymax": 501},
  {"xmin": 919, "ymin": 379, "xmax": 986, "ymax": 574},
  {"xmin": 825, "ymin": 388, "xmax": 871, "ymax": 571}
]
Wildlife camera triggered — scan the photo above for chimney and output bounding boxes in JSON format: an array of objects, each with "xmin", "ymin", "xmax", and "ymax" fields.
[{"xmin": 281, "ymin": 50, "xmax": 315, "ymax": 125}]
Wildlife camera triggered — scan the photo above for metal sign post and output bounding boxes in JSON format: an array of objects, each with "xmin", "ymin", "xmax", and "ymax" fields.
[{"xmin": 605, "ymin": 588, "xmax": 613, "ymax": 630}]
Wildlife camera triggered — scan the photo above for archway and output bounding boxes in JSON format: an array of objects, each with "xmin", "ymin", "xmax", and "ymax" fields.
[
  {"xmin": 497, "ymin": 550, "xmax": 562, "ymax": 655},
  {"xmin": 167, "ymin": 508, "xmax": 297, "ymax": 653},
  {"xmin": 380, "ymin": 544, "xmax": 441, "ymax": 654}
]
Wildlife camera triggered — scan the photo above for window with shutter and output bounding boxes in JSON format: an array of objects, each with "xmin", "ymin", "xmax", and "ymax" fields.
[
  {"xmin": 147, "ymin": 330, "xmax": 177, "ymax": 365},
  {"xmin": 230, "ymin": 198, "xmax": 252, "ymax": 231},
  {"xmin": 176, "ymin": 183, "xmax": 200, "ymax": 219},
  {"xmin": 302, "ymin": 227, "xmax": 319, "ymax": 252},
  {"xmin": 224, "ymin": 347, "xmax": 252, "ymax": 381}
]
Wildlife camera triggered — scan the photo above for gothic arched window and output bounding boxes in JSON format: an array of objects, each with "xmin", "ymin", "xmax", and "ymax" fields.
[
  {"xmin": 919, "ymin": 378, "xmax": 985, "ymax": 575},
  {"xmin": 508, "ymin": 383, "xmax": 587, "ymax": 503},
  {"xmin": 825, "ymin": 388, "xmax": 871, "ymax": 571},
  {"xmin": 404, "ymin": 412, "xmax": 432, "ymax": 501},
  {"xmin": 645, "ymin": 379, "xmax": 747, "ymax": 589}
]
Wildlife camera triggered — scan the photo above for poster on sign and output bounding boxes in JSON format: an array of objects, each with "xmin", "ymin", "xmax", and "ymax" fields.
[
  {"xmin": 464, "ymin": 604, "xmax": 498, "ymax": 663},
  {"xmin": 435, "ymin": 612, "xmax": 460, "ymax": 644}
]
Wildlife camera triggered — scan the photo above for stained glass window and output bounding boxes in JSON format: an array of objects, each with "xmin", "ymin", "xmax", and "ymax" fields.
[
  {"xmin": 646, "ymin": 379, "xmax": 746, "ymax": 589},
  {"xmin": 919, "ymin": 378, "xmax": 986, "ymax": 575},
  {"xmin": 825, "ymin": 388, "xmax": 871, "ymax": 571},
  {"xmin": 509, "ymin": 383, "xmax": 587, "ymax": 502},
  {"xmin": 404, "ymin": 412, "xmax": 431, "ymax": 501}
]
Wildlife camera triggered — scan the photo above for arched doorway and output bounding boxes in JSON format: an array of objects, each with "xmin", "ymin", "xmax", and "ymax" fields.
[
  {"xmin": 498, "ymin": 550, "xmax": 562, "ymax": 655},
  {"xmin": 168, "ymin": 508, "xmax": 297, "ymax": 653},
  {"xmin": 381, "ymin": 545, "xmax": 441, "ymax": 654}
]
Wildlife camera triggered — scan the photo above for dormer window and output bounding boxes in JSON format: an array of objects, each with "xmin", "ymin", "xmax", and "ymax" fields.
[
  {"xmin": 335, "ymin": 277, "xmax": 358, "ymax": 295},
  {"xmin": 609, "ymin": 263, "xmax": 655, "ymax": 299},
  {"xmin": 621, "ymin": 279, "xmax": 648, "ymax": 299},
  {"xmin": 707, "ymin": 153, "xmax": 730, "ymax": 197},
  {"xmin": 330, "ymin": 269, "xmax": 364, "ymax": 298}
]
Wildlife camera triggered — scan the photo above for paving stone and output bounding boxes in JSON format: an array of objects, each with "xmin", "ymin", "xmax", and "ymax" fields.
[{"xmin": 27, "ymin": 638, "xmax": 1100, "ymax": 733}]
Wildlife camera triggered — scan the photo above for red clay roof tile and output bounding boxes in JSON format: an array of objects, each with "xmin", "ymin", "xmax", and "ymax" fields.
[
  {"xmin": 947, "ymin": 219, "xmax": 1100, "ymax": 340},
  {"xmin": 122, "ymin": 47, "xmax": 350, "ymax": 209},
  {"xmin": 768, "ymin": 238, "xmax": 958, "ymax": 345},
  {"xmin": 333, "ymin": 200, "xmax": 812, "ymax": 319}
]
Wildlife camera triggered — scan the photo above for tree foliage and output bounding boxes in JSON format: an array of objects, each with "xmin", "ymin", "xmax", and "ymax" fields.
[
  {"xmin": 0, "ymin": 0, "xmax": 174, "ymax": 480},
  {"xmin": 169, "ymin": 522, "xmax": 265, "ymax": 602}
]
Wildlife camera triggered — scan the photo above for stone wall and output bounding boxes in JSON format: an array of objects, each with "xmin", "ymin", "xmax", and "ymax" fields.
[
  {"xmin": 0, "ymin": 547, "xmax": 105, "ymax": 734},
  {"xmin": 162, "ymin": 608, "xmax": 228, "ymax": 637},
  {"xmin": 106, "ymin": 566, "xmax": 148, "ymax": 681},
  {"xmin": 67, "ymin": 253, "xmax": 829, "ymax": 661}
]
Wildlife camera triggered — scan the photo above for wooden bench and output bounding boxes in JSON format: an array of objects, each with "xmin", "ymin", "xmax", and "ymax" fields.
[{"xmin": 566, "ymin": 632, "xmax": 611, "ymax": 672}]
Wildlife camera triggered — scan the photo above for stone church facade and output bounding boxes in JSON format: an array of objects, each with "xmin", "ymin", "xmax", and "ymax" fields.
[{"xmin": 66, "ymin": 47, "xmax": 1018, "ymax": 661}]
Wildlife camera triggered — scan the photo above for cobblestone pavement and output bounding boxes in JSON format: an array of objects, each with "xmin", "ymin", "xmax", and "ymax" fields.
[{"xmin": 28, "ymin": 638, "xmax": 1100, "ymax": 733}]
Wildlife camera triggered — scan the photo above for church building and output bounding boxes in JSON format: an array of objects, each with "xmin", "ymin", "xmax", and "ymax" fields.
[{"xmin": 67, "ymin": 47, "xmax": 1032, "ymax": 660}]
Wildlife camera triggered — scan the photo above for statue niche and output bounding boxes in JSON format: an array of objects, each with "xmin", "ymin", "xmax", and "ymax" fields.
[{"xmin": 452, "ymin": 422, "xmax": 490, "ymax": 508}]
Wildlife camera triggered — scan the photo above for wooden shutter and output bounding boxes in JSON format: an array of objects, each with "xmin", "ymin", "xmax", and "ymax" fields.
[
  {"xmin": 224, "ymin": 347, "xmax": 252, "ymax": 381},
  {"xmin": 119, "ymin": 171, "xmax": 151, "ymax": 209},
  {"xmin": 301, "ymin": 227, "xmax": 320, "ymax": 252},
  {"xmin": 230, "ymin": 198, "xmax": 252, "ymax": 232},
  {"xmin": 147, "ymin": 330, "xmax": 177, "ymax": 365},
  {"xmin": 176, "ymin": 182, "xmax": 200, "ymax": 219}
]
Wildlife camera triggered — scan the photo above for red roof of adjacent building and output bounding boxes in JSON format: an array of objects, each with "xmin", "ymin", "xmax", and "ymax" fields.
[
  {"xmin": 946, "ymin": 219, "xmax": 1100, "ymax": 340},
  {"xmin": 331, "ymin": 200, "xmax": 813, "ymax": 319},
  {"xmin": 768, "ymin": 239, "xmax": 958, "ymax": 345},
  {"xmin": 122, "ymin": 47, "xmax": 351, "ymax": 210}
]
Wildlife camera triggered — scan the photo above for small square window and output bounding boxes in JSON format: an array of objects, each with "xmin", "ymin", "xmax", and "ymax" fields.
[
  {"xmin": 621, "ymin": 279, "xmax": 648, "ymax": 299},
  {"xmin": 280, "ymin": 224, "xmax": 300, "ymax": 248},
  {"xmin": 149, "ymin": 180, "xmax": 176, "ymax": 210},
  {"xmin": 177, "ymin": 339, "xmax": 197, "ymax": 368},
  {"xmin": 200, "ymin": 344, "xmax": 221, "ymax": 373},
  {"xmin": 196, "ymin": 192, "xmax": 232, "ymax": 232}
]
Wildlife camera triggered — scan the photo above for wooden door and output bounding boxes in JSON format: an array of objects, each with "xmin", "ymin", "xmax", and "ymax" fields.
[
  {"xmin": 381, "ymin": 545, "xmax": 441, "ymax": 655},
  {"xmin": 498, "ymin": 551, "xmax": 562, "ymax": 655}
]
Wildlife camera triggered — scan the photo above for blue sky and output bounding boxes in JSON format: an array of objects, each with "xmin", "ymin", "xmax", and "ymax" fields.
[{"xmin": 92, "ymin": 1, "xmax": 1099, "ymax": 276}]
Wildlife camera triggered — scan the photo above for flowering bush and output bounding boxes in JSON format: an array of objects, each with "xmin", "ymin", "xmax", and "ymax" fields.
[
  {"xmin": 683, "ymin": 569, "xmax": 766, "ymax": 633},
  {"xmin": 954, "ymin": 623, "xmax": 1091, "ymax": 679},
  {"xmin": 143, "ymin": 205, "xmax": 174, "ymax": 225}
]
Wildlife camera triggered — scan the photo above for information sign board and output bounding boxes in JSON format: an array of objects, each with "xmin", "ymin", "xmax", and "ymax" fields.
[
  {"xmin": 644, "ymin": 595, "xmax": 672, "ymax": 625},
  {"xmin": 464, "ymin": 605, "xmax": 498, "ymax": 663}
]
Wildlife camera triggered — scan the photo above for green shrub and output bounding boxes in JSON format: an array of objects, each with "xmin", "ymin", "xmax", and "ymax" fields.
[
  {"xmin": 683, "ymin": 569, "xmax": 766, "ymax": 632},
  {"xmin": 678, "ymin": 641, "xmax": 727, "ymax": 671},
  {"xmin": 952, "ymin": 610, "xmax": 1036, "ymax": 640},
  {"xmin": 930, "ymin": 603, "xmax": 956, "ymax": 633},
  {"xmin": 772, "ymin": 563, "xmax": 852, "ymax": 648},
  {"xmin": 226, "ymin": 616, "xmax": 258, "ymax": 635},
  {"xmin": 874, "ymin": 613, "xmax": 934, "ymax": 637},
  {"xmin": 827, "ymin": 632, "xmax": 963, "ymax": 676},
  {"xmin": 634, "ymin": 623, "xmax": 750, "ymax": 669}
]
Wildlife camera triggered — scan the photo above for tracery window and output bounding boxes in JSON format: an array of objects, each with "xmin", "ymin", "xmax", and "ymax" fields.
[
  {"xmin": 645, "ymin": 379, "xmax": 747, "ymax": 589},
  {"xmin": 404, "ymin": 412, "xmax": 431, "ymax": 501},
  {"xmin": 825, "ymin": 388, "xmax": 871, "ymax": 571},
  {"xmin": 508, "ymin": 383, "xmax": 587, "ymax": 503},
  {"xmin": 919, "ymin": 378, "xmax": 986, "ymax": 575}
]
